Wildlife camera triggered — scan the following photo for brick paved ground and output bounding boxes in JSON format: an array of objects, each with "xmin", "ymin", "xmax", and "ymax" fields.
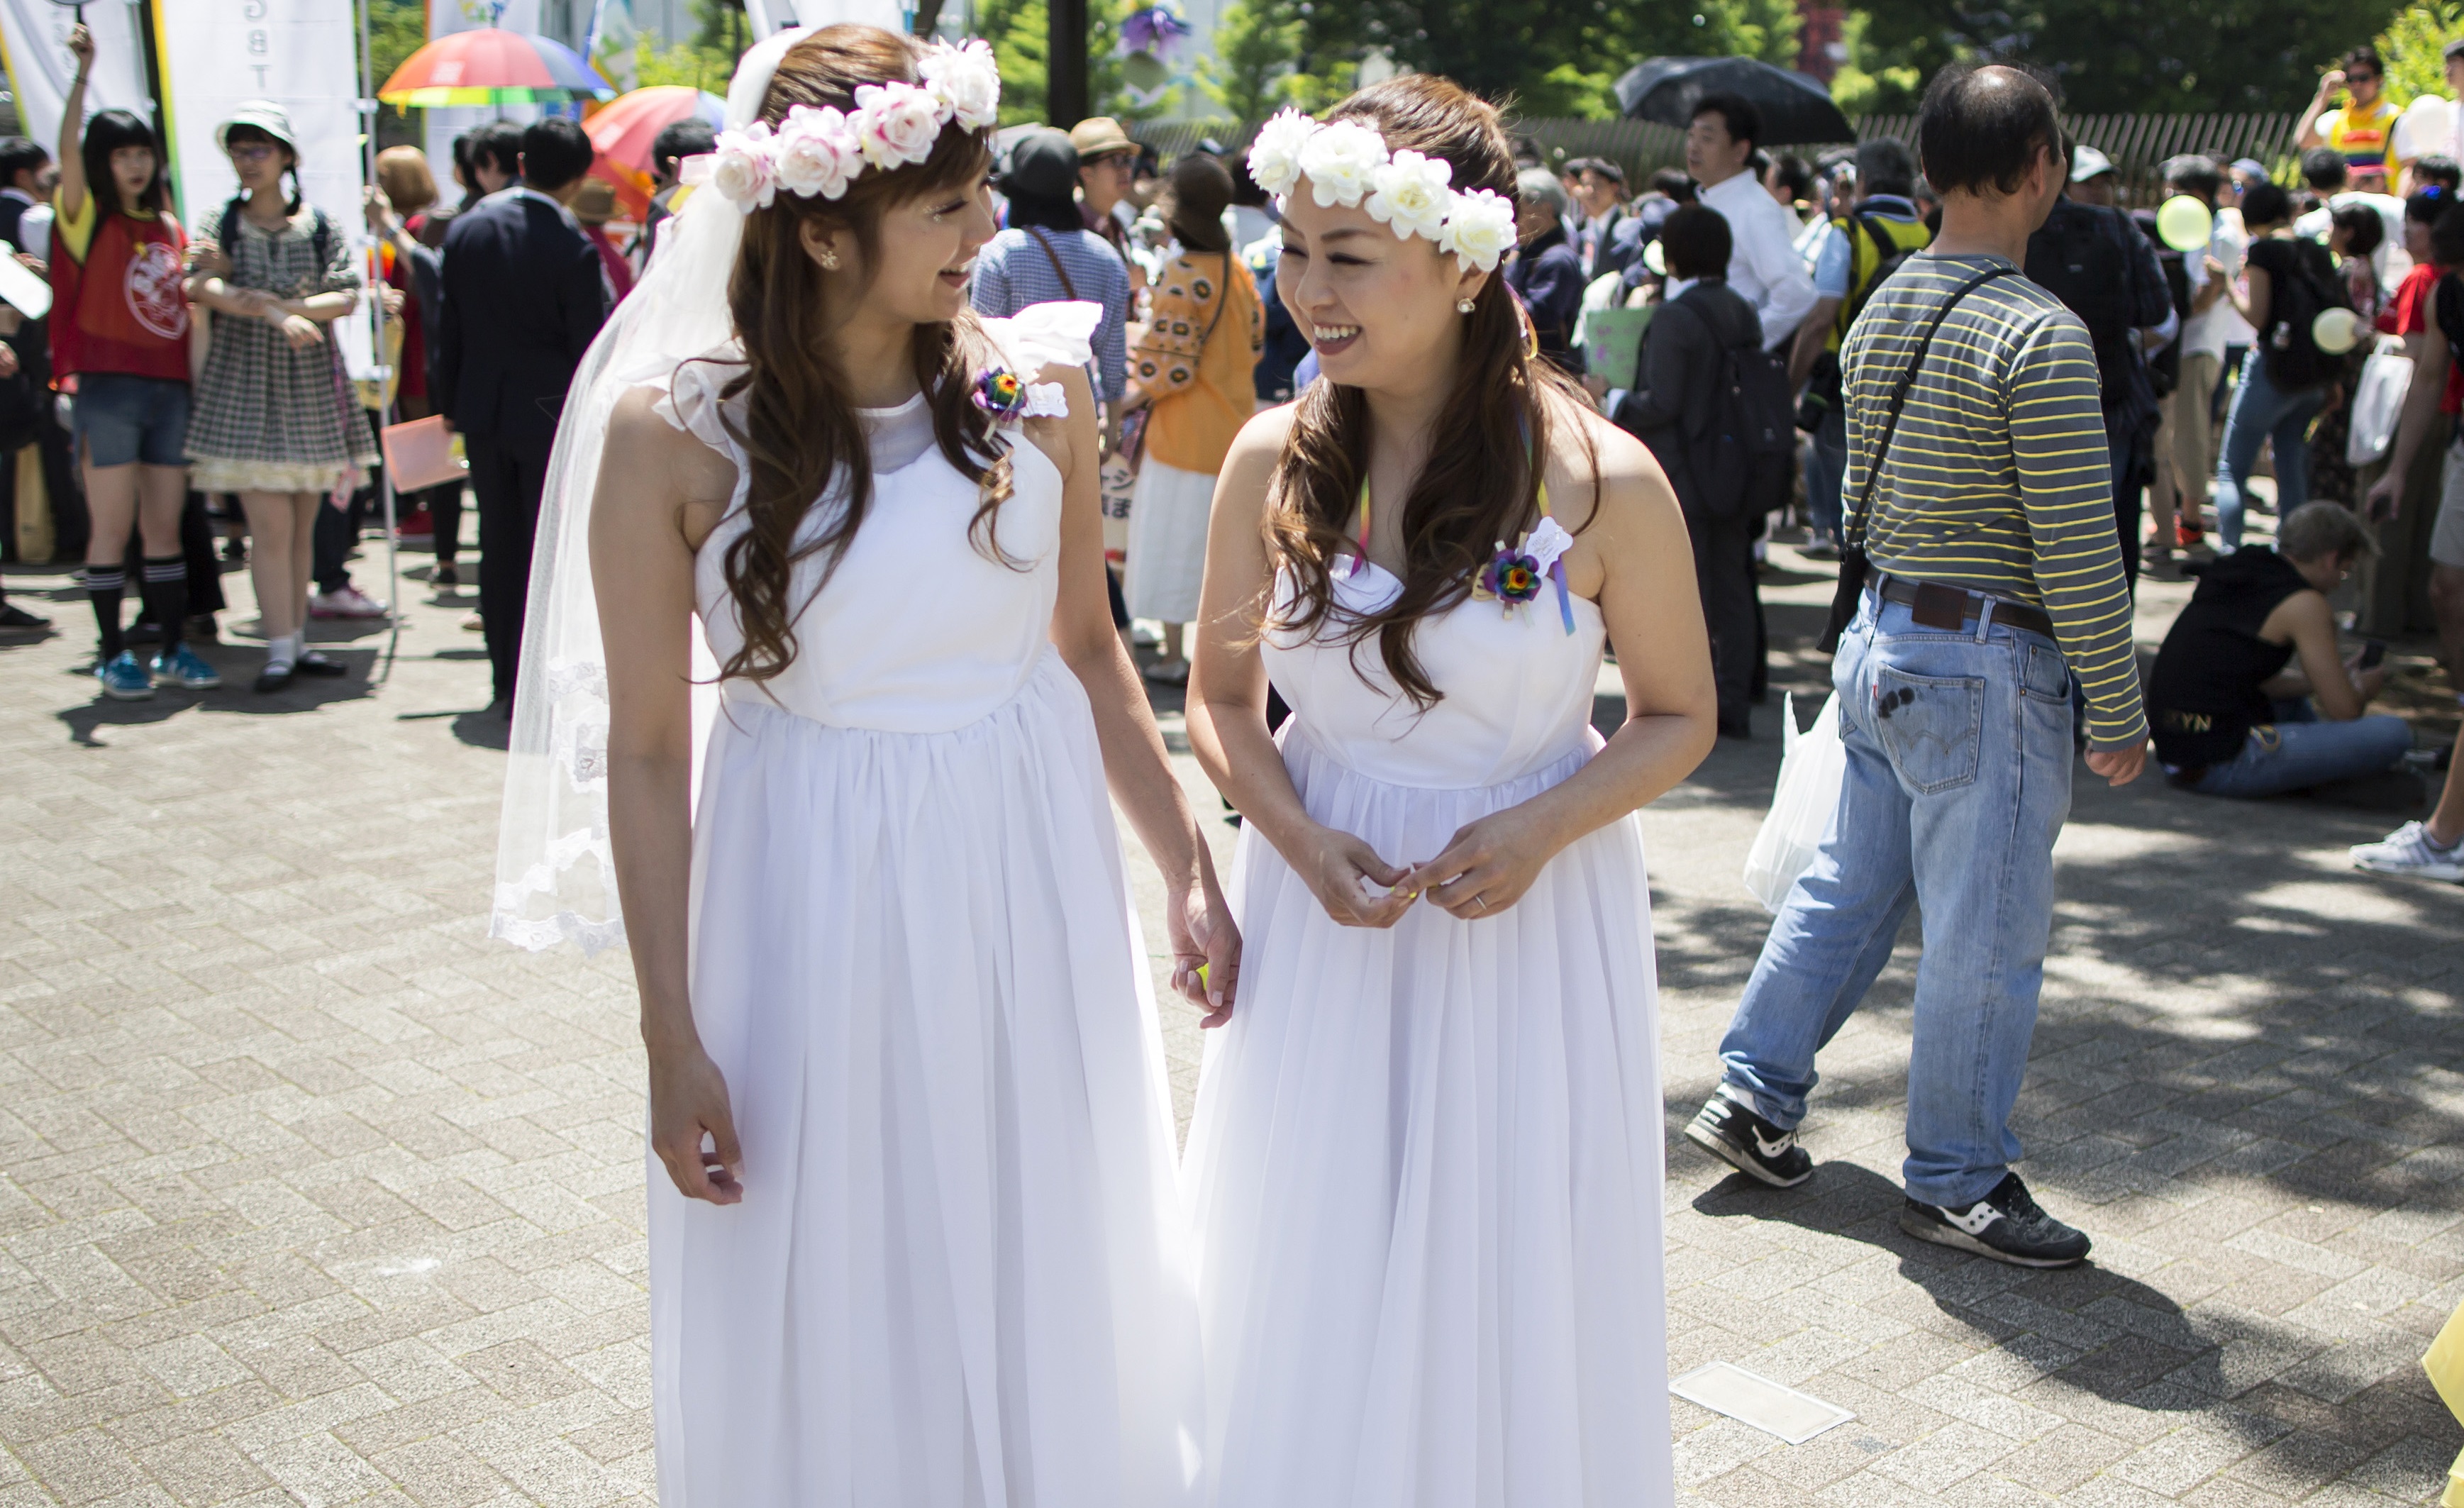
[{"xmin": 1, "ymin": 520, "xmax": 2459, "ymax": 1506}]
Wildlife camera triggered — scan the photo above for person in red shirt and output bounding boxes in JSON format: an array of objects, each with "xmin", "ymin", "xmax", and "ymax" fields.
[{"xmin": 51, "ymin": 23, "xmax": 203, "ymax": 700}]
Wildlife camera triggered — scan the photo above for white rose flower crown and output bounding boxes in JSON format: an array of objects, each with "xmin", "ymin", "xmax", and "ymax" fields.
[
  {"xmin": 1245, "ymin": 107, "xmax": 1519, "ymax": 275},
  {"xmin": 688, "ymin": 38, "xmax": 1001, "ymax": 211}
]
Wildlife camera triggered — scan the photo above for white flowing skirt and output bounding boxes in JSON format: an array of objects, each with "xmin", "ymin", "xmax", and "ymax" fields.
[
  {"xmin": 653, "ymin": 650, "xmax": 1204, "ymax": 1508},
  {"xmin": 1185, "ymin": 725, "xmax": 1673, "ymax": 1508},
  {"xmin": 1124, "ymin": 456, "xmax": 1216, "ymax": 624}
]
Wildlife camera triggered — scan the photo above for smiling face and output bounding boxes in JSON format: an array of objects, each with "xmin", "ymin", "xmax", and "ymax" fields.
[
  {"xmin": 805, "ymin": 166, "xmax": 998, "ymax": 327},
  {"xmin": 1275, "ymin": 177, "xmax": 1487, "ymax": 393}
]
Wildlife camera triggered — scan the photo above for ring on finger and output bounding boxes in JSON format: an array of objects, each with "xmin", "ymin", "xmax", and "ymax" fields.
[{"xmin": 1472, "ymin": 894, "xmax": 1487, "ymax": 913}]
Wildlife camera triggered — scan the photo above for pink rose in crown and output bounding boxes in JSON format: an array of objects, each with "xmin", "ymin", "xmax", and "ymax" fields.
[{"xmin": 855, "ymin": 82, "xmax": 945, "ymax": 170}]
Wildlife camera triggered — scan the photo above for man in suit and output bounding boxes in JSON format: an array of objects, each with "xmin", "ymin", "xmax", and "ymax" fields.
[{"xmin": 435, "ymin": 116, "xmax": 611, "ymax": 711}]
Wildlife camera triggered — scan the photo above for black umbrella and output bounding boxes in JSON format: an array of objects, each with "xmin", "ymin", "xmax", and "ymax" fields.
[{"xmin": 1613, "ymin": 57, "xmax": 1855, "ymax": 146}]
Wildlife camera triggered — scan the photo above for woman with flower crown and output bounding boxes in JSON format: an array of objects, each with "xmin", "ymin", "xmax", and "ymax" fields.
[
  {"xmin": 1182, "ymin": 76, "xmax": 1714, "ymax": 1503},
  {"xmin": 487, "ymin": 25, "xmax": 1229, "ymax": 1504}
]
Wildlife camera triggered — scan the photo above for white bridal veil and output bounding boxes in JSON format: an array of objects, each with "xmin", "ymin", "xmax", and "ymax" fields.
[{"xmin": 489, "ymin": 29, "xmax": 807, "ymax": 954}]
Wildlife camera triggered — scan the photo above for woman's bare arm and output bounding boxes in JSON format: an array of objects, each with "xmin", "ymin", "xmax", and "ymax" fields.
[
  {"xmin": 1412, "ymin": 402, "xmax": 1719, "ymax": 916},
  {"xmin": 1038, "ymin": 362, "xmax": 1238, "ymax": 1019},
  {"xmin": 595, "ymin": 385, "xmax": 747, "ymax": 1204}
]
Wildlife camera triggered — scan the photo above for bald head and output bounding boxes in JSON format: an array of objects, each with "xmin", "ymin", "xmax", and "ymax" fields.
[{"xmin": 1919, "ymin": 63, "xmax": 2062, "ymax": 199}]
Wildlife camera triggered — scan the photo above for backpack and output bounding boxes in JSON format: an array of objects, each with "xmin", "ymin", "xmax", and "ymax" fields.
[
  {"xmin": 1799, "ymin": 214, "xmax": 1930, "ymax": 428},
  {"xmin": 2024, "ymin": 201, "xmax": 2138, "ymax": 395},
  {"xmin": 2258, "ymin": 237, "xmax": 2351, "ymax": 391},
  {"xmin": 217, "ymin": 199, "xmax": 337, "ymax": 282},
  {"xmin": 1675, "ymin": 292, "xmax": 1794, "ymax": 520}
]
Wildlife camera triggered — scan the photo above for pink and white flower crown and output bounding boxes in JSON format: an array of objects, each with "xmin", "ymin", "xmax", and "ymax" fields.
[
  {"xmin": 1245, "ymin": 107, "xmax": 1519, "ymax": 274},
  {"xmin": 691, "ymin": 38, "xmax": 1001, "ymax": 212}
]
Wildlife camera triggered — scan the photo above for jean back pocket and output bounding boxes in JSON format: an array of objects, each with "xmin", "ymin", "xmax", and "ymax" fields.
[{"xmin": 1872, "ymin": 666, "xmax": 1985, "ymax": 794}]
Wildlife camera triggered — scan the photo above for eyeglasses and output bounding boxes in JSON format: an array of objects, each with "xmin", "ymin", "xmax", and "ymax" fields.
[
  {"xmin": 2348, "ymin": 72, "xmax": 2380, "ymax": 84},
  {"xmin": 228, "ymin": 143, "xmax": 282, "ymax": 162}
]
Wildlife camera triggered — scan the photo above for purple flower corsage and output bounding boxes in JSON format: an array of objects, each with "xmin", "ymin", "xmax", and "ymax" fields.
[
  {"xmin": 973, "ymin": 367, "xmax": 1028, "ymax": 423},
  {"xmin": 1473, "ymin": 518, "xmax": 1579, "ymax": 633},
  {"xmin": 1480, "ymin": 544, "xmax": 1543, "ymax": 605}
]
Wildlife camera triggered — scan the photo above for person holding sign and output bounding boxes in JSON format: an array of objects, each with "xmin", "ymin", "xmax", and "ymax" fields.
[{"xmin": 50, "ymin": 24, "xmax": 207, "ymax": 700}]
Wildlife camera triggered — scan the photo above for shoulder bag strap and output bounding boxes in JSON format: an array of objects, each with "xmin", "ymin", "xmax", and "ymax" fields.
[
  {"xmin": 1842, "ymin": 264, "xmax": 2019, "ymax": 550},
  {"xmin": 1026, "ymin": 226, "xmax": 1080, "ymax": 301}
]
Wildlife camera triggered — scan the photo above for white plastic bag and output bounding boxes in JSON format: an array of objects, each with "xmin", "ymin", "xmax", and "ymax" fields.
[
  {"xmin": 2348, "ymin": 348, "xmax": 2413, "ymax": 468},
  {"xmin": 1742, "ymin": 691, "xmax": 1848, "ymax": 914}
]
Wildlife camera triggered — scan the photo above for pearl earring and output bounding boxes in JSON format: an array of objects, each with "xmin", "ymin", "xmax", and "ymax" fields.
[{"xmin": 1456, "ymin": 297, "xmax": 1476, "ymax": 314}]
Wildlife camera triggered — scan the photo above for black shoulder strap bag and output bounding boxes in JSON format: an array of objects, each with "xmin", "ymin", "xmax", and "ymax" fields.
[{"xmin": 1819, "ymin": 264, "xmax": 2021, "ymax": 652}]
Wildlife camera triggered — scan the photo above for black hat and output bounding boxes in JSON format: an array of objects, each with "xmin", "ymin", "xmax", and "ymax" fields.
[{"xmin": 1001, "ymin": 127, "xmax": 1080, "ymax": 200}]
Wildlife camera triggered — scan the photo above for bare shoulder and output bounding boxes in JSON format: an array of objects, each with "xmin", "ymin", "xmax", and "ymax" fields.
[
  {"xmin": 1226, "ymin": 401, "xmax": 1299, "ymax": 472},
  {"xmin": 1545, "ymin": 391, "xmax": 1675, "ymax": 538},
  {"xmin": 601, "ymin": 384, "xmax": 737, "ymax": 540}
]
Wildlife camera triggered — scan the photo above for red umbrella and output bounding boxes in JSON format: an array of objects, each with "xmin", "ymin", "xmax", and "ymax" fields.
[{"xmin": 584, "ymin": 87, "xmax": 727, "ymax": 218}]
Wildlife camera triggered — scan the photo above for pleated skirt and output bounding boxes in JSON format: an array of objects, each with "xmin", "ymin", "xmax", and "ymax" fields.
[
  {"xmin": 1185, "ymin": 726, "xmax": 1674, "ymax": 1508},
  {"xmin": 653, "ymin": 651, "xmax": 1204, "ymax": 1507}
]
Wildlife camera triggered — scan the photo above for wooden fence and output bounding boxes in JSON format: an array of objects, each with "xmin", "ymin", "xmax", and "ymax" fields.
[{"xmin": 1135, "ymin": 111, "xmax": 2300, "ymax": 211}]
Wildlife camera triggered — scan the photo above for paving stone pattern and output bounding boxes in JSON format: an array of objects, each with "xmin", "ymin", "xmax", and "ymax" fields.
[{"xmin": 0, "ymin": 540, "xmax": 2458, "ymax": 1506}]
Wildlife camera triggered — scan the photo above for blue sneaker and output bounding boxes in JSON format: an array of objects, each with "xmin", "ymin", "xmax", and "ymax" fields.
[
  {"xmin": 96, "ymin": 650, "xmax": 153, "ymax": 700},
  {"xmin": 152, "ymin": 644, "xmax": 221, "ymax": 691}
]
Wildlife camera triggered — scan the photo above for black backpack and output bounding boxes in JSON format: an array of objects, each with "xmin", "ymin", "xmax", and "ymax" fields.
[
  {"xmin": 2258, "ymin": 238, "xmax": 2351, "ymax": 391},
  {"xmin": 1675, "ymin": 292, "xmax": 1794, "ymax": 520},
  {"xmin": 2024, "ymin": 201, "xmax": 2138, "ymax": 396}
]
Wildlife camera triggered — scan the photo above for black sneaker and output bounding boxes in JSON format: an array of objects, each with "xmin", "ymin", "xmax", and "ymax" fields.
[
  {"xmin": 1684, "ymin": 1094, "xmax": 1813, "ymax": 1187},
  {"xmin": 1899, "ymin": 1172, "xmax": 2090, "ymax": 1268}
]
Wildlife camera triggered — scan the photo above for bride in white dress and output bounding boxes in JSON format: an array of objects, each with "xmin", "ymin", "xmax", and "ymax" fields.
[
  {"xmin": 489, "ymin": 26, "xmax": 1233, "ymax": 1504},
  {"xmin": 1184, "ymin": 77, "xmax": 1716, "ymax": 1506}
]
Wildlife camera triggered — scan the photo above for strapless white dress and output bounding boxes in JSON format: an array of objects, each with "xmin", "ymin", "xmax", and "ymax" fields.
[
  {"xmin": 648, "ymin": 309, "xmax": 1202, "ymax": 1507},
  {"xmin": 1184, "ymin": 556, "xmax": 1673, "ymax": 1507}
]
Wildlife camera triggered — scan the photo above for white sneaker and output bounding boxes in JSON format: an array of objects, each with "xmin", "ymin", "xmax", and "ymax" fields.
[
  {"xmin": 310, "ymin": 585, "xmax": 387, "ymax": 619},
  {"xmin": 2351, "ymin": 821, "xmax": 2464, "ymax": 882}
]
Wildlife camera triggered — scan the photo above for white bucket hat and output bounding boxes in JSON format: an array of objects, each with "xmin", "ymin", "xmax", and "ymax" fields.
[{"xmin": 216, "ymin": 101, "xmax": 299, "ymax": 159}]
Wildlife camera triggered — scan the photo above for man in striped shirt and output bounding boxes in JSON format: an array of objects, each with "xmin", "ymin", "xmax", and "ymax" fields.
[{"xmin": 1685, "ymin": 64, "xmax": 2148, "ymax": 1270}]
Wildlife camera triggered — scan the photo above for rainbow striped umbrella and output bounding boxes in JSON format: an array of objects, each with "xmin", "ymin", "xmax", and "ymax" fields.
[{"xmin": 379, "ymin": 29, "xmax": 615, "ymax": 108}]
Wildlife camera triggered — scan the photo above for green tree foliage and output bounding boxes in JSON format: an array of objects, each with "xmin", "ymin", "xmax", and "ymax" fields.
[
  {"xmin": 365, "ymin": 0, "xmax": 431, "ymax": 153},
  {"xmin": 978, "ymin": 0, "xmax": 1179, "ymax": 122},
  {"xmin": 1838, "ymin": 0, "xmax": 2409, "ymax": 113},
  {"xmin": 2377, "ymin": 1, "xmax": 2464, "ymax": 102}
]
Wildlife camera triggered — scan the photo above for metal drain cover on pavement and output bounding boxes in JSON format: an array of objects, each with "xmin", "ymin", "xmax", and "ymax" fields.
[{"xmin": 1670, "ymin": 1363, "xmax": 1855, "ymax": 1444}]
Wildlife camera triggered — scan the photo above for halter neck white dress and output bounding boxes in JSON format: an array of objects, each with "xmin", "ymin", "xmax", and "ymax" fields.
[
  {"xmin": 649, "ymin": 306, "xmax": 1202, "ymax": 1507},
  {"xmin": 1184, "ymin": 549, "xmax": 1674, "ymax": 1507}
]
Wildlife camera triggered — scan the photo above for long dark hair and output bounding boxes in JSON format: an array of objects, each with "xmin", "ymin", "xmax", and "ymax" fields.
[
  {"xmin": 715, "ymin": 23, "xmax": 1003, "ymax": 686},
  {"xmin": 1265, "ymin": 74, "xmax": 1595, "ymax": 708},
  {"xmin": 81, "ymin": 109, "xmax": 170, "ymax": 221}
]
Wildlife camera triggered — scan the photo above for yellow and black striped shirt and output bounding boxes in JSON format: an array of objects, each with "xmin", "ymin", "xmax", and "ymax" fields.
[{"xmin": 1842, "ymin": 251, "xmax": 2146, "ymax": 750}]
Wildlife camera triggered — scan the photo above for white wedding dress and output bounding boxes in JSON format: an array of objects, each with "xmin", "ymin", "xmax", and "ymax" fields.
[
  {"xmin": 1184, "ymin": 550, "xmax": 1673, "ymax": 1507},
  {"xmin": 647, "ymin": 307, "xmax": 1203, "ymax": 1506}
]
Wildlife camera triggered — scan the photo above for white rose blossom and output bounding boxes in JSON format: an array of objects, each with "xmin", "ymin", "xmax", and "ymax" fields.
[
  {"xmin": 773, "ymin": 105, "xmax": 862, "ymax": 200},
  {"xmin": 853, "ymin": 80, "xmax": 945, "ymax": 168},
  {"xmin": 919, "ymin": 40, "xmax": 1001, "ymax": 131},
  {"xmin": 709, "ymin": 121, "xmax": 778, "ymax": 211},
  {"xmin": 1438, "ymin": 188, "xmax": 1516, "ymax": 273},
  {"xmin": 1364, "ymin": 148, "xmax": 1453, "ymax": 241},
  {"xmin": 1297, "ymin": 118, "xmax": 1387, "ymax": 206},
  {"xmin": 1245, "ymin": 108, "xmax": 1315, "ymax": 198}
]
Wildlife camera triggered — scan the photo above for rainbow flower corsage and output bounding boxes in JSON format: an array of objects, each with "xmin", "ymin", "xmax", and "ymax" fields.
[
  {"xmin": 1472, "ymin": 516, "xmax": 1577, "ymax": 633},
  {"xmin": 972, "ymin": 365, "xmax": 1069, "ymax": 426}
]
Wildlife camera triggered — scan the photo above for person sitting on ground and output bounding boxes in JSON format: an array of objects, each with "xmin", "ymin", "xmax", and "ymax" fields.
[
  {"xmin": 1505, "ymin": 166, "xmax": 1584, "ymax": 372},
  {"xmin": 2148, "ymin": 501, "xmax": 2410, "ymax": 798}
]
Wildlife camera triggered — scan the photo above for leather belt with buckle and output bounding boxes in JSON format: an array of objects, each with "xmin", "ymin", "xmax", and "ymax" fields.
[{"xmin": 1873, "ymin": 574, "xmax": 2057, "ymax": 641}]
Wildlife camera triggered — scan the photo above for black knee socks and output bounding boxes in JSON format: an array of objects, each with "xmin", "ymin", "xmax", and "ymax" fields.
[
  {"xmin": 140, "ymin": 555, "xmax": 186, "ymax": 655},
  {"xmin": 87, "ymin": 565, "xmax": 126, "ymax": 659}
]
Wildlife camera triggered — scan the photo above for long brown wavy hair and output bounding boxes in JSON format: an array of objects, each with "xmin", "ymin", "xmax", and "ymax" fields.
[
  {"xmin": 1265, "ymin": 75, "xmax": 1596, "ymax": 708},
  {"xmin": 714, "ymin": 24, "xmax": 1006, "ymax": 685}
]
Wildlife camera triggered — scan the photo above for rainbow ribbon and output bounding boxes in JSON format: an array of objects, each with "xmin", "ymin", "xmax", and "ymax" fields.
[{"xmin": 1550, "ymin": 560, "xmax": 1574, "ymax": 635}]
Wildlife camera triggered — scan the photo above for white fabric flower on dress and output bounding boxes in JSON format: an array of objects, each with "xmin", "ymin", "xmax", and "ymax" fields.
[
  {"xmin": 919, "ymin": 40, "xmax": 1001, "ymax": 131},
  {"xmin": 854, "ymin": 80, "xmax": 945, "ymax": 168},
  {"xmin": 709, "ymin": 121, "xmax": 779, "ymax": 211},
  {"xmin": 1246, "ymin": 108, "xmax": 1316, "ymax": 198},
  {"xmin": 1438, "ymin": 188, "xmax": 1517, "ymax": 272},
  {"xmin": 774, "ymin": 104, "xmax": 862, "ymax": 200},
  {"xmin": 1297, "ymin": 118, "xmax": 1387, "ymax": 206},
  {"xmin": 1365, "ymin": 148, "xmax": 1453, "ymax": 242}
]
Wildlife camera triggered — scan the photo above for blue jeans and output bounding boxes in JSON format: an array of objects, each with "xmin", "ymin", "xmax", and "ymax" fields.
[
  {"xmin": 2187, "ymin": 699, "xmax": 2412, "ymax": 797},
  {"xmin": 2214, "ymin": 355, "xmax": 2326, "ymax": 550},
  {"xmin": 1806, "ymin": 404, "xmax": 1847, "ymax": 543},
  {"xmin": 1717, "ymin": 588, "xmax": 2076, "ymax": 1208}
]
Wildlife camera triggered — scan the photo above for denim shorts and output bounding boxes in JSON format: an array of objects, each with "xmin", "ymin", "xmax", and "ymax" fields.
[{"xmin": 75, "ymin": 372, "xmax": 191, "ymax": 468}]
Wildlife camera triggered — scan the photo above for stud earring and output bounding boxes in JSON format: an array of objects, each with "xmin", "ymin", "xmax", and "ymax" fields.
[
  {"xmin": 819, "ymin": 250, "xmax": 841, "ymax": 270},
  {"xmin": 1456, "ymin": 297, "xmax": 1476, "ymax": 314}
]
